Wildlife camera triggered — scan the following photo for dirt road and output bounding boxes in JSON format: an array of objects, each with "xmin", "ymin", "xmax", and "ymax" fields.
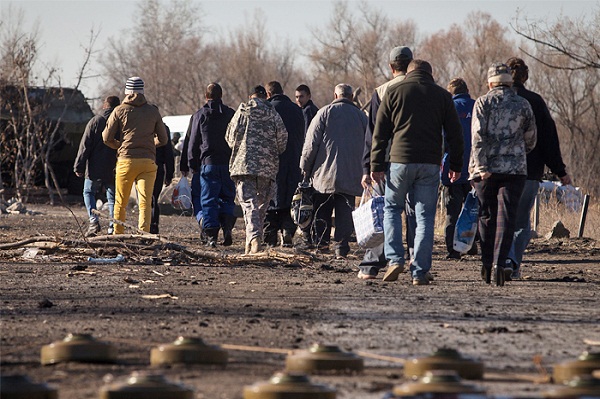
[{"xmin": 1, "ymin": 204, "xmax": 599, "ymax": 398}]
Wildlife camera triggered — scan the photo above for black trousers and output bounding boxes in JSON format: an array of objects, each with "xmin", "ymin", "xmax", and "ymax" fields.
[
  {"xmin": 442, "ymin": 183, "xmax": 472, "ymax": 254},
  {"xmin": 150, "ymin": 164, "xmax": 165, "ymax": 233},
  {"xmin": 264, "ymin": 207, "xmax": 296, "ymax": 246},
  {"xmin": 472, "ymin": 174, "xmax": 525, "ymax": 268},
  {"xmin": 312, "ymin": 192, "xmax": 355, "ymax": 254}
]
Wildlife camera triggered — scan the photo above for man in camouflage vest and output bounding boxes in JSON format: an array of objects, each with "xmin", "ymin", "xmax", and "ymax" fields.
[
  {"xmin": 226, "ymin": 85, "xmax": 288, "ymax": 254},
  {"xmin": 469, "ymin": 63, "xmax": 537, "ymax": 286}
]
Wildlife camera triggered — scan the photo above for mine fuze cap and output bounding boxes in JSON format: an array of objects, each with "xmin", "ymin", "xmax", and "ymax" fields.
[
  {"xmin": 389, "ymin": 46, "xmax": 413, "ymax": 62},
  {"xmin": 125, "ymin": 76, "xmax": 145, "ymax": 94},
  {"xmin": 487, "ymin": 63, "xmax": 513, "ymax": 84}
]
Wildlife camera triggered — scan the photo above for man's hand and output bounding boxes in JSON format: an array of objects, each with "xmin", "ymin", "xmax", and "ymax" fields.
[
  {"xmin": 480, "ymin": 171, "xmax": 492, "ymax": 180},
  {"xmin": 560, "ymin": 174, "xmax": 572, "ymax": 186},
  {"xmin": 181, "ymin": 171, "xmax": 188, "ymax": 177},
  {"xmin": 370, "ymin": 171, "xmax": 385, "ymax": 184},
  {"xmin": 448, "ymin": 170, "xmax": 461, "ymax": 183},
  {"xmin": 301, "ymin": 171, "xmax": 310, "ymax": 184},
  {"xmin": 75, "ymin": 172, "xmax": 83, "ymax": 178},
  {"xmin": 361, "ymin": 174, "xmax": 371, "ymax": 189}
]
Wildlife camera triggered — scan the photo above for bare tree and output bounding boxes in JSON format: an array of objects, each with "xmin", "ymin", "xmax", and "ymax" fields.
[
  {"xmin": 1, "ymin": 6, "xmax": 96, "ymax": 203},
  {"xmin": 516, "ymin": 9, "xmax": 600, "ymax": 195},
  {"xmin": 513, "ymin": 8, "xmax": 600, "ymax": 70},
  {"xmin": 419, "ymin": 11, "xmax": 515, "ymax": 97},
  {"xmin": 209, "ymin": 12, "xmax": 301, "ymax": 107},
  {"xmin": 100, "ymin": 0, "xmax": 209, "ymax": 115},
  {"xmin": 307, "ymin": 1, "xmax": 418, "ymax": 106}
]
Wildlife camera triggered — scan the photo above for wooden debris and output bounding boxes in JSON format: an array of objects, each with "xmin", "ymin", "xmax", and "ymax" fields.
[
  {"xmin": 142, "ymin": 293, "xmax": 178, "ymax": 300},
  {"xmin": 0, "ymin": 211, "xmax": 315, "ymax": 267},
  {"xmin": 67, "ymin": 271, "xmax": 97, "ymax": 276},
  {"xmin": 0, "ymin": 236, "xmax": 55, "ymax": 250}
]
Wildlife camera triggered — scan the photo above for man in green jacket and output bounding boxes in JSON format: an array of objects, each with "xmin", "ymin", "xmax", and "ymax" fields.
[
  {"xmin": 371, "ymin": 60, "xmax": 464, "ymax": 285},
  {"xmin": 103, "ymin": 76, "xmax": 168, "ymax": 234}
]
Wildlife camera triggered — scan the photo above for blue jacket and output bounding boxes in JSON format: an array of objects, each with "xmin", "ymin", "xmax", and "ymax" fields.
[
  {"xmin": 188, "ymin": 99, "xmax": 235, "ymax": 170},
  {"xmin": 442, "ymin": 93, "xmax": 475, "ymax": 185},
  {"xmin": 269, "ymin": 94, "xmax": 305, "ymax": 209}
]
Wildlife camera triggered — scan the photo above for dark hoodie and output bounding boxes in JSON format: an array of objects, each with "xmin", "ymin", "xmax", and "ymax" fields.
[
  {"xmin": 187, "ymin": 99, "xmax": 235, "ymax": 170},
  {"xmin": 512, "ymin": 82, "xmax": 566, "ymax": 180},
  {"xmin": 74, "ymin": 107, "xmax": 117, "ymax": 183},
  {"xmin": 268, "ymin": 93, "xmax": 305, "ymax": 209}
]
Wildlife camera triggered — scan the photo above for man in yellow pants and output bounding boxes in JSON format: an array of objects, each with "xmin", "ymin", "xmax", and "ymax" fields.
[{"xmin": 103, "ymin": 76, "xmax": 168, "ymax": 234}]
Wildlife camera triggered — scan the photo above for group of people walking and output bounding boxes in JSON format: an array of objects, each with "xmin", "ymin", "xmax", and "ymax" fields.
[{"xmin": 74, "ymin": 46, "xmax": 570, "ymax": 286}]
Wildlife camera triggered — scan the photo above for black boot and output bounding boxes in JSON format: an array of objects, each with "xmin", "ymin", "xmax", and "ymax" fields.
[
  {"xmin": 198, "ymin": 218, "xmax": 206, "ymax": 244},
  {"xmin": 220, "ymin": 214, "xmax": 236, "ymax": 246},
  {"xmin": 481, "ymin": 264, "xmax": 492, "ymax": 284},
  {"xmin": 204, "ymin": 228, "xmax": 219, "ymax": 248},
  {"xmin": 282, "ymin": 230, "xmax": 294, "ymax": 247},
  {"xmin": 493, "ymin": 264, "xmax": 505, "ymax": 287}
]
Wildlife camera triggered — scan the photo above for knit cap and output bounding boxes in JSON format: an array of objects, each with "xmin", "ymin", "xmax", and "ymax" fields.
[{"xmin": 124, "ymin": 76, "xmax": 144, "ymax": 94}]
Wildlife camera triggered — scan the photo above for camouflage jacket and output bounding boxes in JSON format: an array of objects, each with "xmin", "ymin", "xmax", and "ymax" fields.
[
  {"xmin": 226, "ymin": 97, "xmax": 288, "ymax": 179},
  {"xmin": 469, "ymin": 86, "xmax": 537, "ymax": 179}
]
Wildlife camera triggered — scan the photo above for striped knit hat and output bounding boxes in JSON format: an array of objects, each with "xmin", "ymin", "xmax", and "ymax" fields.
[{"xmin": 124, "ymin": 76, "xmax": 144, "ymax": 94}]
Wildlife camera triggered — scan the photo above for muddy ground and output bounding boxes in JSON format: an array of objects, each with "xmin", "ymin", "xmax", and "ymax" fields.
[{"xmin": 1, "ymin": 203, "xmax": 599, "ymax": 398}]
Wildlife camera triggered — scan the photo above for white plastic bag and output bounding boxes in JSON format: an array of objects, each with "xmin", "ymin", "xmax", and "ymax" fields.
[
  {"xmin": 453, "ymin": 189, "xmax": 479, "ymax": 254},
  {"xmin": 171, "ymin": 177, "xmax": 192, "ymax": 210},
  {"xmin": 352, "ymin": 188, "xmax": 385, "ymax": 248}
]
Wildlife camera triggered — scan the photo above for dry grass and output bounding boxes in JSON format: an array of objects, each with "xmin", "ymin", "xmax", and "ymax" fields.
[
  {"xmin": 435, "ymin": 191, "xmax": 599, "ymax": 241},
  {"xmin": 534, "ymin": 194, "xmax": 599, "ymax": 241}
]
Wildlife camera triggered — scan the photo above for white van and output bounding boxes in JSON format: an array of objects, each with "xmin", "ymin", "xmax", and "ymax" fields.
[
  {"xmin": 162, "ymin": 114, "xmax": 192, "ymax": 176},
  {"xmin": 163, "ymin": 114, "xmax": 192, "ymax": 144}
]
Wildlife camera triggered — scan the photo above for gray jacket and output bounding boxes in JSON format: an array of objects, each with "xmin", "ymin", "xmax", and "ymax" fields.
[{"xmin": 300, "ymin": 98, "xmax": 367, "ymax": 196}]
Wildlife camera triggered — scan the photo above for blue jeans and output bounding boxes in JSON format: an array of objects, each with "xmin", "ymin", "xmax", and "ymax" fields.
[
  {"xmin": 384, "ymin": 163, "xmax": 440, "ymax": 278},
  {"xmin": 83, "ymin": 178, "xmax": 115, "ymax": 228},
  {"xmin": 508, "ymin": 179, "xmax": 540, "ymax": 267},
  {"xmin": 190, "ymin": 171, "xmax": 203, "ymax": 223},
  {"xmin": 200, "ymin": 165, "xmax": 235, "ymax": 229}
]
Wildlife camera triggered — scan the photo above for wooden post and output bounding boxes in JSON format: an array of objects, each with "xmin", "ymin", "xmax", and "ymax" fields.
[{"xmin": 577, "ymin": 194, "xmax": 591, "ymax": 238}]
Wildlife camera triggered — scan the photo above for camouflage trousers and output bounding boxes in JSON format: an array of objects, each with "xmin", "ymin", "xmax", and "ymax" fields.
[{"xmin": 234, "ymin": 176, "xmax": 275, "ymax": 246}]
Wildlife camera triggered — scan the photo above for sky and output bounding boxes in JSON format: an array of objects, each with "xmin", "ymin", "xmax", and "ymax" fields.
[{"xmin": 3, "ymin": 0, "xmax": 598, "ymax": 104}]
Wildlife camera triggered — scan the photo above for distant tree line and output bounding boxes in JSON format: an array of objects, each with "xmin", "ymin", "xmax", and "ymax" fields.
[{"xmin": 2, "ymin": 0, "xmax": 599, "ymax": 197}]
